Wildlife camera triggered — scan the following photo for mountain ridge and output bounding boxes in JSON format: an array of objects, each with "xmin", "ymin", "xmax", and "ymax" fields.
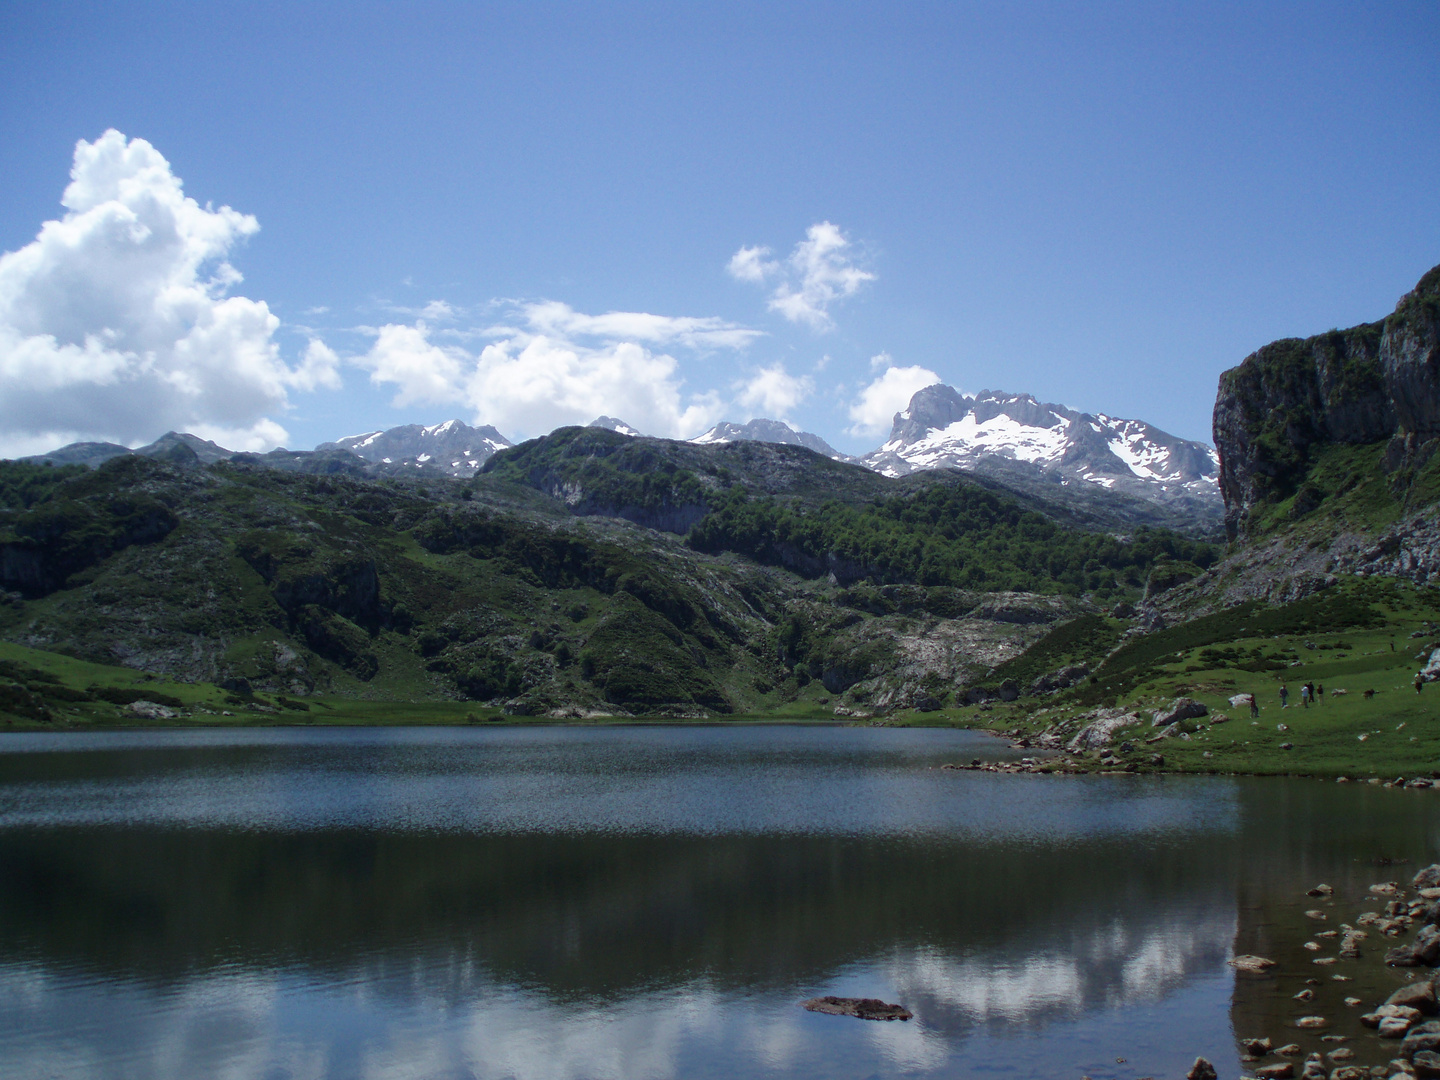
[
  {"xmin": 17, "ymin": 392, "xmax": 1220, "ymax": 528},
  {"xmin": 317, "ymin": 419, "xmax": 512, "ymax": 477}
]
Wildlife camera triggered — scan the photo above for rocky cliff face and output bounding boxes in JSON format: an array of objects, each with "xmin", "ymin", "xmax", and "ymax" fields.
[{"xmin": 1214, "ymin": 264, "xmax": 1440, "ymax": 538}]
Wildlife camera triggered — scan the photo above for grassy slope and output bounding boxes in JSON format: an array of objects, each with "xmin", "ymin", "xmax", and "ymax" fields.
[{"xmin": 917, "ymin": 581, "xmax": 1440, "ymax": 777}]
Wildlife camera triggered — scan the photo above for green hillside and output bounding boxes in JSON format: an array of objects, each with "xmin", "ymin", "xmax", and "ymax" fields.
[{"xmin": 0, "ymin": 444, "xmax": 1213, "ymax": 723}]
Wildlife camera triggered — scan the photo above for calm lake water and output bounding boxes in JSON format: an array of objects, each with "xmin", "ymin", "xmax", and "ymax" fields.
[{"xmin": 0, "ymin": 725, "xmax": 1435, "ymax": 1080}]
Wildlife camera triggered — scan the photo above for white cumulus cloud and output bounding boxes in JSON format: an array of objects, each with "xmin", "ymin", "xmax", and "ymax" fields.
[
  {"xmin": 728, "ymin": 222, "xmax": 874, "ymax": 331},
  {"xmin": 354, "ymin": 302, "xmax": 752, "ymax": 439},
  {"xmin": 734, "ymin": 363, "xmax": 814, "ymax": 420},
  {"xmin": 847, "ymin": 361, "xmax": 941, "ymax": 438},
  {"xmin": 0, "ymin": 130, "xmax": 334, "ymax": 457},
  {"xmin": 725, "ymin": 245, "xmax": 778, "ymax": 284}
]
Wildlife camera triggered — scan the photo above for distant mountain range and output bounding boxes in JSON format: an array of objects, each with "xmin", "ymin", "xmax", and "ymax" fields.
[
  {"xmin": 16, "ymin": 384, "xmax": 1221, "ymax": 522},
  {"xmin": 317, "ymin": 420, "xmax": 512, "ymax": 477}
]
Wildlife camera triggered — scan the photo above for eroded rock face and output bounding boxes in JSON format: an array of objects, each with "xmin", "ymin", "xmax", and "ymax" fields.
[{"xmin": 1213, "ymin": 264, "xmax": 1440, "ymax": 539}]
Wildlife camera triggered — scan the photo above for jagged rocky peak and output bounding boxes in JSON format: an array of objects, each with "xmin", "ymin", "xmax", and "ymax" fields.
[
  {"xmin": 863, "ymin": 385, "xmax": 1219, "ymax": 508},
  {"xmin": 691, "ymin": 418, "xmax": 847, "ymax": 460},
  {"xmin": 1213, "ymin": 262, "xmax": 1440, "ymax": 539},
  {"xmin": 588, "ymin": 416, "xmax": 644, "ymax": 436},
  {"xmin": 318, "ymin": 419, "xmax": 512, "ymax": 477}
]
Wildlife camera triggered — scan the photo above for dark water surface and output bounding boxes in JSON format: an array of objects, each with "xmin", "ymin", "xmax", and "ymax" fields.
[{"xmin": 0, "ymin": 725, "xmax": 1435, "ymax": 1080}]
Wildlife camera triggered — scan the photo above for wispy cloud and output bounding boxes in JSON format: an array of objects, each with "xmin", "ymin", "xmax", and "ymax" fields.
[{"xmin": 728, "ymin": 222, "xmax": 875, "ymax": 331}]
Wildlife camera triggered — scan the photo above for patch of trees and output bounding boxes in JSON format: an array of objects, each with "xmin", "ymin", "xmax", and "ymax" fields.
[{"xmin": 687, "ymin": 486, "xmax": 1217, "ymax": 596}]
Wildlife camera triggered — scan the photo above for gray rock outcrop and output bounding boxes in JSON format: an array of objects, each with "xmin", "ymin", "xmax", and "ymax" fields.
[{"xmin": 1151, "ymin": 697, "xmax": 1208, "ymax": 727}]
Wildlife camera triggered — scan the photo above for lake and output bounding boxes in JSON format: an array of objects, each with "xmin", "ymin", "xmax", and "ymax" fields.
[{"xmin": 0, "ymin": 725, "xmax": 1435, "ymax": 1080}]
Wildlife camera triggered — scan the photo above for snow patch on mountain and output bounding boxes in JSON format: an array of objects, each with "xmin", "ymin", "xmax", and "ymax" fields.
[{"xmin": 589, "ymin": 416, "xmax": 644, "ymax": 437}]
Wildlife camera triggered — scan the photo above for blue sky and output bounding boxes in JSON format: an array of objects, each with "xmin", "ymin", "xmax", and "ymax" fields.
[{"xmin": 1, "ymin": 1, "xmax": 1437, "ymax": 457}]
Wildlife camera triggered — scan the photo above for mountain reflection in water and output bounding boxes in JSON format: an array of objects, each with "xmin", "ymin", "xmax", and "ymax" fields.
[{"xmin": 0, "ymin": 726, "xmax": 1432, "ymax": 1079}]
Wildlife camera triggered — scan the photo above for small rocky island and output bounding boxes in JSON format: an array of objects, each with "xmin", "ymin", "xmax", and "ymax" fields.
[{"xmin": 801, "ymin": 996, "xmax": 913, "ymax": 1021}]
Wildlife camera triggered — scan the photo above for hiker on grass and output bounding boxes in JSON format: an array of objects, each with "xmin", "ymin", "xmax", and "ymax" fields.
[
  {"xmin": 1279, "ymin": 684, "xmax": 1288, "ymax": 708},
  {"xmin": 1249, "ymin": 693, "xmax": 1259, "ymax": 718},
  {"xmin": 1300, "ymin": 684, "xmax": 1311, "ymax": 707},
  {"xmin": 1418, "ymin": 675, "xmax": 1425, "ymax": 695},
  {"xmin": 1317, "ymin": 683, "xmax": 1324, "ymax": 705}
]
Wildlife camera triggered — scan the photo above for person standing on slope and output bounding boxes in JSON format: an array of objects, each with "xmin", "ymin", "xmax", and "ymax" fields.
[{"xmin": 1279, "ymin": 683, "xmax": 1289, "ymax": 708}]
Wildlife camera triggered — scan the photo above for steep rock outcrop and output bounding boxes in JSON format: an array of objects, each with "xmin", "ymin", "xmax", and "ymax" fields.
[{"xmin": 1214, "ymin": 264, "xmax": 1440, "ymax": 538}]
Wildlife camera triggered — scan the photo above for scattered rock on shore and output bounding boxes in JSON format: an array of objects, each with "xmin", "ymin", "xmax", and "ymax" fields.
[{"xmin": 127, "ymin": 700, "xmax": 179, "ymax": 720}]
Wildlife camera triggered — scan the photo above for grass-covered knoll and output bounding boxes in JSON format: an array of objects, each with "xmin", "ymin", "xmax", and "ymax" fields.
[
  {"xmin": 1071, "ymin": 582, "xmax": 1393, "ymax": 708},
  {"xmin": 478, "ymin": 425, "xmax": 888, "ymax": 532},
  {"xmin": 688, "ymin": 485, "xmax": 1218, "ymax": 596}
]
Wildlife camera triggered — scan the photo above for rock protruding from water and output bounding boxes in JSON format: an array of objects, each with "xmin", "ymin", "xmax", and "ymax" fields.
[
  {"xmin": 1403, "ymin": 1020, "xmax": 1440, "ymax": 1060},
  {"xmin": 1387, "ymin": 979, "xmax": 1440, "ymax": 1014},
  {"xmin": 1415, "ymin": 864, "xmax": 1440, "ymax": 889},
  {"xmin": 1185, "ymin": 1057, "xmax": 1218, "ymax": 1080},
  {"xmin": 1414, "ymin": 1048, "xmax": 1440, "ymax": 1077},
  {"xmin": 801, "ymin": 996, "xmax": 912, "ymax": 1021},
  {"xmin": 1388, "ymin": 925, "xmax": 1440, "ymax": 967},
  {"xmin": 1229, "ymin": 954, "xmax": 1277, "ymax": 974}
]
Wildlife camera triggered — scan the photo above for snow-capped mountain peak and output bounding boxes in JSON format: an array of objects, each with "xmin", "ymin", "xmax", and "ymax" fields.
[
  {"xmin": 690, "ymin": 418, "xmax": 847, "ymax": 460},
  {"xmin": 863, "ymin": 385, "xmax": 1219, "ymax": 512}
]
